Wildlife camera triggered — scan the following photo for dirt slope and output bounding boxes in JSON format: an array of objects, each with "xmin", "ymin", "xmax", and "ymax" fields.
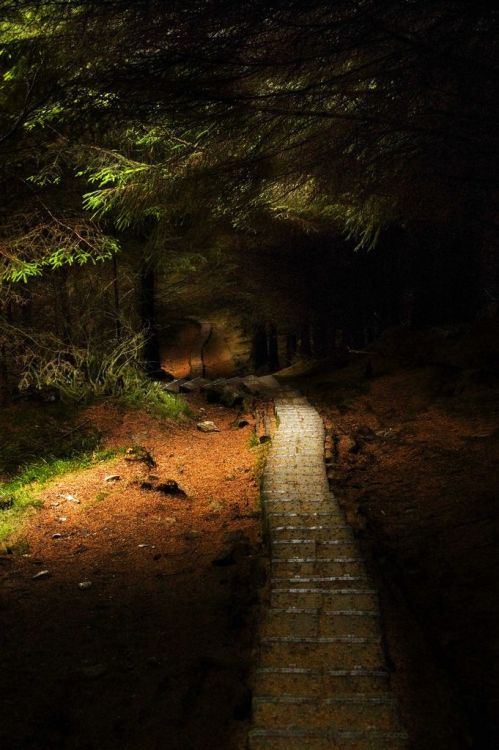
[{"xmin": 0, "ymin": 396, "xmax": 263, "ymax": 750}]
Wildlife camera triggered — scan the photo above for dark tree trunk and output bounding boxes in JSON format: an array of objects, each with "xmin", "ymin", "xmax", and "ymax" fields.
[
  {"xmin": 139, "ymin": 261, "xmax": 162, "ymax": 376},
  {"xmin": 52, "ymin": 269, "xmax": 72, "ymax": 343},
  {"xmin": 286, "ymin": 333, "xmax": 297, "ymax": 364},
  {"xmin": 112, "ymin": 255, "xmax": 122, "ymax": 341},
  {"xmin": 267, "ymin": 323, "xmax": 279, "ymax": 371},
  {"xmin": 251, "ymin": 322, "xmax": 269, "ymax": 371},
  {"xmin": 299, "ymin": 321, "xmax": 312, "ymax": 357},
  {"xmin": 312, "ymin": 318, "xmax": 329, "ymax": 357}
]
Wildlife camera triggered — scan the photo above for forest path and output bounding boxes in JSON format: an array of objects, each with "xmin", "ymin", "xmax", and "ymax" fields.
[
  {"xmin": 249, "ymin": 389, "xmax": 408, "ymax": 750},
  {"xmin": 160, "ymin": 318, "xmax": 213, "ymax": 378},
  {"xmin": 187, "ymin": 318, "xmax": 212, "ymax": 377}
]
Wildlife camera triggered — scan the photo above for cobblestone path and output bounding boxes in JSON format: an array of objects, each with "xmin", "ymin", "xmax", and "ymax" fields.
[{"xmin": 248, "ymin": 390, "xmax": 408, "ymax": 750}]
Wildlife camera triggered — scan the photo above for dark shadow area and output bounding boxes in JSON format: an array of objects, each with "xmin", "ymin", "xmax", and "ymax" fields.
[
  {"xmin": 295, "ymin": 322, "xmax": 499, "ymax": 749},
  {"xmin": 1, "ymin": 553, "xmax": 257, "ymax": 750},
  {"xmin": 0, "ymin": 402, "xmax": 100, "ymax": 477}
]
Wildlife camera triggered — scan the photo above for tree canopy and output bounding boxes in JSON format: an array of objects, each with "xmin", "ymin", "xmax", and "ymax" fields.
[{"xmin": 1, "ymin": 0, "xmax": 498, "ymax": 324}]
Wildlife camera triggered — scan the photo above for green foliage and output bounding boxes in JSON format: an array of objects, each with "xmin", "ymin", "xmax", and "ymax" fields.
[
  {"xmin": 117, "ymin": 378, "xmax": 190, "ymax": 420},
  {"xmin": 77, "ymin": 128, "xmax": 213, "ymax": 238},
  {"xmin": 4, "ymin": 324, "xmax": 190, "ymax": 418},
  {"xmin": 0, "ymin": 216, "xmax": 120, "ymax": 284}
]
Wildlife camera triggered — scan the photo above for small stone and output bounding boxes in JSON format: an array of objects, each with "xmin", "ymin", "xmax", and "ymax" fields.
[
  {"xmin": 138, "ymin": 544, "xmax": 149, "ymax": 548},
  {"xmin": 255, "ymin": 374, "xmax": 280, "ymax": 391},
  {"xmin": 233, "ymin": 419, "xmax": 249, "ymax": 429},
  {"xmin": 59, "ymin": 494, "xmax": 80, "ymax": 504},
  {"xmin": 211, "ymin": 548, "xmax": 236, "ymax": 567},
  {"xmin": 184, "ymin": 531, "xmax": 202, "ymax": 541},
  {"xmin": 58, "ymin": 517, "xmax": 68, "ymax": 522},
  {"xmin": 52, "ymin": 533, "xmax": 62, "ymax": 539},
  {"xmin": 32, "ymin": 570, "xmax": 50, "ymax": 580},
  {"xmin": 341, "ymin": 436, "xmax": 358, "ymax": 453},
  {"xmin": 104, "ymin": 474, "xmax": 121, "ymax": 482},
  {"xmin": 125, "ymin": 446, "xmax": 156, "ymax": 468},
  {"xmin": 78, "ymin": 580, "xmax": 92, "ymax": 590},
  {"xmin": 196, "ymin": 421, "xmax": 220, "ymax": 433},
  {"xmin": 156, "ymin": 480, "xmax": 186, "ymax": 497},
  {"xmin": 223, "ymin": 530, "xmax": 248, "ymax": 544}
]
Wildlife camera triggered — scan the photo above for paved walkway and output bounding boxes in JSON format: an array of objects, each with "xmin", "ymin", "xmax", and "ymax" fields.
[{"xmin": 249, "ymin": 390, "xmax": 408, "ymax": 750}]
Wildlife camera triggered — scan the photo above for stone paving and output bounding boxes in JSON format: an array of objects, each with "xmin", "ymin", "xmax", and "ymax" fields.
[{"xmin": 248, "ymin": 390, "xmax": 408, "ymax": 750}]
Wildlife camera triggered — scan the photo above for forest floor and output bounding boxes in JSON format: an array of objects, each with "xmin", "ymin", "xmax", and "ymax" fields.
[
  {"xmin": 2, "ymin": 320, "xmax": 499, "ymax": 750},
  {"xmin": 0, "ymin": 395, "xmax": 264, "ymax": 750},
  {"xmin": 293, "ymin": 320, "xmax": 499, "ymax": 750}
]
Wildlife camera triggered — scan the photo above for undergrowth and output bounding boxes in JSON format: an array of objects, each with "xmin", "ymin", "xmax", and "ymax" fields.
[
  {"xmin": 116, "ymin": 379, "xmax": 190, "ymax": 419},
  {"xmin": 3, "ymin": 325, "xmax": 191, "ymax": 419},
  {"xmin": 0, "ymin": 403, "xmax": 102, "ymax": 475}
]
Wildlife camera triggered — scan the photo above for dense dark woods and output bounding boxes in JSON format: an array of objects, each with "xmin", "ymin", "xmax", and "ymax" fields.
[
  {"xmin": 1, "ymin": 2, "xmax": 499, "ymax": 749},
  {"xmin": 2, "ymin": 0, "xmax": 499, "ymax": 375}
]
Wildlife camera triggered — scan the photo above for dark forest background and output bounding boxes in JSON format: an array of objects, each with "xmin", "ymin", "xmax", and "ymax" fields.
[{"xmin": 1, "ymin": 0, "xmax": 498, "ymax": 397}]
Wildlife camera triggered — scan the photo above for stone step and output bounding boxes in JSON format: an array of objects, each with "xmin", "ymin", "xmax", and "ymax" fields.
[
  {"xmin": 253, "ymin": 667, "xmax": 390, "ymax": 696},
  {"xmin": 162, "ymin": 378, "xmax": 186, "ymax": 393},
  {"xmin": 248, "ymin": 728, "xmax": 409, "ymax": 750},
  {"xmin": 271, "ymin": 576, "xmax": 371, "ymax": 591},
  {"xmin": 270, "ymin": 588, "xmax": 378, "ymax": 610},
  {"xmin": 178, "ymin": 376, "xmax": 210, "ymax": 392},
  {"xmin": 253, "ymin": 694, "xmax": 402, "ymax": 732},
  {"xmin": 267, "ymin": 511, "xmax": 345, "ymax": 525},
  {"xmin": 266, "ymin": 479, "xmax": 330, "ymax": 489},
  {"xmin": 271, "ymin": 541, "xmax": 359, "ymax": 559},
  {"xmin": 256, "ymin": 374, "xmax": 281, "ymax": 391},
  {"xmin": 266, "ymin": 453, "xmax": 327, "ymax": 461},
  {"xmin": 264, "ymin": 489, "xmax": 338, "ymax": 506},
  {"xmin": 265, "ymin": 466, "xmax": 327, "ymax": 474},
  {"xmin": 263, "ymin": 609, "xmax": 380, "ymax": 638},
  {"xmin": 265, "ymin": 482, "xmax": 330, "ymax": 491},
  {"xmin": 270, "ymin": 526, "xmax": 354, "ymax": 542},
  {"xmin": 265, "ymin": 468, "xmax": 328, "ymax": 476},
  {"xmin": 265, "ymin": 500, "xmax": 339, "ymax": 513},
  {"xmin": 259, "ymin": 636, "xmax": 384, "ymax": 670},
  {"xmin": 271, "ymin": 558, "xmax": 365, "ymax": 578},
  {"xmin": 201, "ymin": 377, "xmax": 226, "ymax": 389}
]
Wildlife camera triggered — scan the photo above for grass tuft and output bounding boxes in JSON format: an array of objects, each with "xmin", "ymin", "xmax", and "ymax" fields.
[
  {"xmin": 0, "ymin": 448, "xmax": 118, "ymax": 543},
  {"xmin": 116, "ymin": 380, "xmax": 191, "ymax": 419}
]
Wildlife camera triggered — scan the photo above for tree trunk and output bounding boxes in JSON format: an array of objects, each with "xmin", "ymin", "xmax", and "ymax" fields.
[
  {"xmin": 251, "ymin": 322, "xmax": 268, "ymax": 371},
  {"xmin": 299, "ymin": 320, "xmax": 312, "ymax": 357},
  {"xmin": 267, "ymin": 323, "xmax": 279, "ymax": 371},
  {"xmin": 52, "ymin": 269, "xmax": 72, "ymax": 343},
  {"xmin": 286, "ymin": 333, "xmax": 297, "ymax": 364},
  {"xmin": 139, "ymin": 260, "xmax": 162, "ymax": 376},
  {"xmin": 112, "ymin": 255, "xmax": 122, "ymax": 341}
]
